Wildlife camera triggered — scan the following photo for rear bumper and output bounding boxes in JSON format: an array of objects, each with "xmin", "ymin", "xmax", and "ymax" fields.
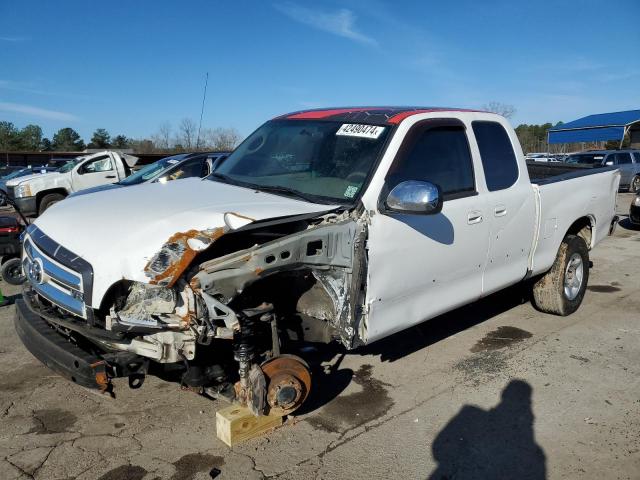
[{"xmin": 14, "ymin": 298, "xmax": 110, "ymax": 390}]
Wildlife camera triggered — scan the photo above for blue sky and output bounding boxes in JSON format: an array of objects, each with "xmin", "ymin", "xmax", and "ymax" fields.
[{"xmin": 1, "ymin": 0, "xmax": 639, "ymax": 141}]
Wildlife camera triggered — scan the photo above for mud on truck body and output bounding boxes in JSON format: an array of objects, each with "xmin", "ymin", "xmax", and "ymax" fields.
[{"xmin": 15, "ymin": 107, "xmax": 620, "ymax": 417}]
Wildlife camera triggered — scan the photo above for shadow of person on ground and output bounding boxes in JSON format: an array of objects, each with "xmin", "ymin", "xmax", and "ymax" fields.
[{"xmin": 428, "ymin": 379, "xmax": 546, "ymax": 480}]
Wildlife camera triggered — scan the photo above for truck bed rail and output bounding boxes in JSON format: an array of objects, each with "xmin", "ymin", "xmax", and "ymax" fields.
[{"xmin": 527, "ymin": 161, "xmax": 616, "ymax": 185}]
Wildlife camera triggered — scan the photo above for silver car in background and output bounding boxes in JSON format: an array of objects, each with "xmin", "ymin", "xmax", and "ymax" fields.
[
  {"xmin": 69, "ymin": 151, "xmax": 230, "ymax": 198},
  {"xmin": 565, "ymin": 150, "xmax": 640, "ymax": 192}
]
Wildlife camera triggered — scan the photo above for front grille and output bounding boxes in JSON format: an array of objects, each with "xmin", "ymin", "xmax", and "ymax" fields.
[
  {"xmin": 23, "ymin": 225, "xmax": 93, "ymax": 319},
  {"xmin": 6, "ymin": 185, "xmax": 15, "ymax": 200}
]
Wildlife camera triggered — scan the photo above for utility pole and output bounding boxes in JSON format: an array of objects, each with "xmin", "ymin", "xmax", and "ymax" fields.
[{"xmin": 196, "ymin": 72, "xmax": 209, "ymax": 150}]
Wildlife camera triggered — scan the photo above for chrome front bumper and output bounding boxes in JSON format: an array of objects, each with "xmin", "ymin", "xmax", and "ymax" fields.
[{"xmin": 22, "ymin": 225, "xmax": 93, "ymax": 319}]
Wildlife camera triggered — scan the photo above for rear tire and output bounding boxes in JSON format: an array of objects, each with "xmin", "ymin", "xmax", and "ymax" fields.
[
  {"xmin": 38, "ymin": 193, "xmax": 65, "ymax": 215},
  {"xmin": 630, "ymin": 175, "xmax": 640, "ymax": 193},
  {"xmin": 531, "ymin": 235, "xmax": 589, "ymax": 316},
  {"xmin": 1, "ymin": 257, "xmax": 25, "ymax": 285}
]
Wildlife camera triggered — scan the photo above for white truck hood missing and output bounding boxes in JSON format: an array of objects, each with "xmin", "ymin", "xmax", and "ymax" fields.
[{"xmin": 33, "ymin": 177, "xmax": 338, "ymax": 306}]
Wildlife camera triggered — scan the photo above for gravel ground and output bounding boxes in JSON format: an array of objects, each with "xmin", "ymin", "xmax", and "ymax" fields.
[{"xmin": 1, "ymin": 193, "xmax": 638, "ymax": 480}]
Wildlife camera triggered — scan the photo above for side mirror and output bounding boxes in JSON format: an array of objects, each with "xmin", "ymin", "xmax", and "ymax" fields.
[{"xmin": 385, "ymin": 180, "xmax": 443, "ymax": 215}]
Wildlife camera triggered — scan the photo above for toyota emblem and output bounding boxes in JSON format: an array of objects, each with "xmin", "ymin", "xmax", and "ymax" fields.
[{"xmin": 29, "ymin": 258, "xmax": 44, "ymax": 284}]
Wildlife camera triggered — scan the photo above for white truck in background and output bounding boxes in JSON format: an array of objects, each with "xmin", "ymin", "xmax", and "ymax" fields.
[
  {"xmin": 15, "ymin": 107, "xmax": 620, "ymax": 419},
  {"xmin": 6, "ymin": 150, "xmax": 138, "ymax": 216}
]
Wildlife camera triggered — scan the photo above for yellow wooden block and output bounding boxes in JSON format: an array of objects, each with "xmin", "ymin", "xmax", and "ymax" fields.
[{"xmin": 216, "ymin": 405, "xmax": 283, "ymax": 447}]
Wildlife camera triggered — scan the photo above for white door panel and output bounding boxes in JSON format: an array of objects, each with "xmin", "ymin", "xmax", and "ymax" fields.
[
  {"xmin": 366, "ymin": 195, "xmax": 490, "ymax": 342},
  {"xmin": 470, "ymin": 120, "xmax": 536, "ymax": 295},
  {"xmin": 482, "ymin": 188, "xmax": 536, "ymax": 294}
]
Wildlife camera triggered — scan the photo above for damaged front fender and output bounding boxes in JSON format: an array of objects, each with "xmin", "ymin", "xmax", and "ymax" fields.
[
  {"xmin": 142, "ymin": 212, "xmax": 257, "ymax": 287},
  {"xmin": 193, "ymin": 213, "xmax": 369, "ymax": 347},
  {"xmin": 144, "ymin": 228, "xmax": 225, "ymax": 287},
  {"xmin": 117, "ymin": 210, "xmax": 369, "ymax": 353}
]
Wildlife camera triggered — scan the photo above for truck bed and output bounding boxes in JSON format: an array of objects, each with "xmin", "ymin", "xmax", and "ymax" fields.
[
  {"xmin": 526, "ymin": 161, "xmax": 615, "ymax": 184},
  {"xmin": 528, "ymin": 164, "xmax": 620, "ymax": 277}
]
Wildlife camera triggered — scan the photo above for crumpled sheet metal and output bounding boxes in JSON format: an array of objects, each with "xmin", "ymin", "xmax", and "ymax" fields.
[{"xmin": 144, "ymin": 228, "xmax": 225, "ymax": 287}]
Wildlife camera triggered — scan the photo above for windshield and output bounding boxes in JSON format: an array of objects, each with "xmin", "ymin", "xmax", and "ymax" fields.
[
  {"xmin": 56, "ymin": 158, "xmax": 82, "ymax": 173},
  {"xmin": 212, "ymin": 120, "xmax": 391, "ymax": 203},
  {"xmin": 119, "ymin": 154, "xmax": 188, "ymax": 186},
  {"xmin": 565, "ymin": 154, "xmax": 606, "ymax": 165}
]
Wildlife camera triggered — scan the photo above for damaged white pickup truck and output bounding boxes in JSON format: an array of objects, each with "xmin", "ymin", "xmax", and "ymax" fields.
[{"xmin": 15, "ymin": 107, "xmax": 620, "ymax": 416}]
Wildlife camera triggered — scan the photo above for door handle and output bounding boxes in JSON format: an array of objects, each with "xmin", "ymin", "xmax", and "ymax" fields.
[
  {"xmin": 105, "ymin": 175, "xmax": 116, "ymax": 179},
  {"xmin": 467, "ymin": 211, "xmax": 483, "ymax": 224},
  {"xmin": 494, "ymin": 205, "xmax": 507, "ymax": 217}
]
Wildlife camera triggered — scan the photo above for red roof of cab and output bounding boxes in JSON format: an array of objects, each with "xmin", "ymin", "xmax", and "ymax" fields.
[{"xmin": 275, "ymin": 107, "xmax": 484, "ymax": 125}]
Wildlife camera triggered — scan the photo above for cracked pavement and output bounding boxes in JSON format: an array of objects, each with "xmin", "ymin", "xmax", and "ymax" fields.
[{"xmin": 1, "ymin": 194, "xmax": 639, "ymax": 479}]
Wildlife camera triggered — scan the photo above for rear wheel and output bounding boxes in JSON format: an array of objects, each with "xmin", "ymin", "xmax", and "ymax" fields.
[
  {"xmin": 531, "ymin": 234, "xmax": 589, "ymax": 316},
  {"xmin": 630, "ymin": 175, "xmax": 640, "ymax": 193},
  {"xmin": 38, "ymin": 193, "xmax": 65, "ymax": 215}
]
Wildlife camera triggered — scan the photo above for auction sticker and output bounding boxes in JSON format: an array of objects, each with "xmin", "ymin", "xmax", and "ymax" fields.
[
  {"xmin": 336, "ymin": 124, "xmax": 385, "ymax": 139},
  {"xmin": 343, "ymin": 185, "xmax": 359, "ymax": 198}
]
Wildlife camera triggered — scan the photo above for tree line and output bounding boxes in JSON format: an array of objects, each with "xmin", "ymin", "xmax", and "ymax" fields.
[
  {"xmin": 515, "ymin": 123, "xmax": 559, "ymax": 153},
  {"xmin": 1, "ymin": 103, "xmax": 620, "ymax": 156},
  {"xmin": 1, "ymin": 116, "xmax": 560, "ymax": 155},
  {"xmin": 481, "ymin": 102, "xmax": 624, "ymax": 153},
  {"xmin": 0, "ymin": 118, "xmax": 241, "ymax": 154}
]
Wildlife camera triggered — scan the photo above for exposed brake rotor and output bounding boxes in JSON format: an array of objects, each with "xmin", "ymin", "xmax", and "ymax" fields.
[{"xmin": 261, "ymin": 355, "xmax": 311, "ymax": 416}]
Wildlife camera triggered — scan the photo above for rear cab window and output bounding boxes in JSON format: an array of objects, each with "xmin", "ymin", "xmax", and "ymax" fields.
[{"xmin": 472, "ymin": 121, "xmax": 519, "ymax": 191}]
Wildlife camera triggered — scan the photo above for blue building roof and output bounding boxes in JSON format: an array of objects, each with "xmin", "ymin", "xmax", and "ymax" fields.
[{"xmin": 548, "ymin": 109, "xmax": 640, "ymax": 144}]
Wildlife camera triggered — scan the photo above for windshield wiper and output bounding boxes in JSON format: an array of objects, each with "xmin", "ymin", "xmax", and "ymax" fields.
[
  {"xmin": 250, "ymin": 184, "xmax": 321, "ymax": 203},
  {"xmin": 210, "ymin": 173, "xmax": 321, "ymax": 203}
]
